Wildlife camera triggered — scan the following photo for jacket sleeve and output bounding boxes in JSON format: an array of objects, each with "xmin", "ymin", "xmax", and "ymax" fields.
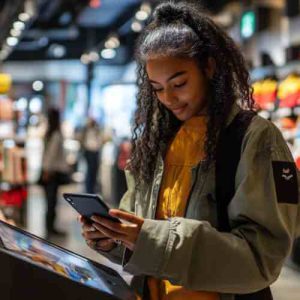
[
  {"xmin": 123, "ymin": 118, "xmax": 299, "ymax": 294},
  {"xmin": 94, "ymin": 169, "xmax": 136, "ymax": 264}
]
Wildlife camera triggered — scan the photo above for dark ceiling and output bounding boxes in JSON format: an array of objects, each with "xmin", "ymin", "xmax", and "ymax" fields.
[
  {"xmin": 0, "ymin": 0, "xmax": 148, "ymax": 64},
  {"xmin": 0, "ymin": 0, "xmax": 237, "ymax": 64}
]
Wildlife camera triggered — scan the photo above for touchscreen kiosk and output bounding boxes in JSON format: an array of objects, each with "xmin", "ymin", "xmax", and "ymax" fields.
[{"xmin": 0, "ymin": 220, "xmax": 136, "ymax": 300}]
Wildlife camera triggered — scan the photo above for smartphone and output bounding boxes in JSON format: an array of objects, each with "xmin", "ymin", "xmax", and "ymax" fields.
[{"xmin": 63, "ymin": 193, "xmax": 120, "ymax": 223}]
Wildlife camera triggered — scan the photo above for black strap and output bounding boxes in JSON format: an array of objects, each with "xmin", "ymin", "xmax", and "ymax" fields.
[{"xmin": 215, "ymin": 110, "xmax": 273, "ymax": 300}]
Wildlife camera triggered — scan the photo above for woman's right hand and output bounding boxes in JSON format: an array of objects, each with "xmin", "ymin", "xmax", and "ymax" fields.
[{"xmin": 79, "ymin": 215, "xmax": 116, "ymax": 252}]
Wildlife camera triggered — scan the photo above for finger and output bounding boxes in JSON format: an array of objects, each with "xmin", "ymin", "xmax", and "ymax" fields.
[
  {"xmin": 78, "ymin": 215, "xmax": 90, "ymax": 225},
  {"xmin": 87, "ymin": 239, "xmax": 101, "ymax": 250},
  {"xmin": 109, "ymin": 209, "xmax": 144, "ymax": 225},
  {"xmin": 95, "ymin": 239, "xmax": 116, "ymax": 251},
  {"xmin": 91, "ymin": 216, "xmax": 130, "ymax": 234},
  {"xmin": 91, "ymin": 219, "xmax": 139, "ymax": 245},
  {"xmin": 0, "ymin": 210, "xmax": 5, "ymax": 220},
  {"xmin": 82, "ymin": 223, "xmax": 96, "ymax": 232},
  {"xmin": 8, "ymin": 219, "xmax": 16, "ymax": 226},
  {"xmin": 82, "ymin": 230, "xmax": 107, "ymax": 240},
  {"xmin": 92, "ymin": 223, "xmax": 126, "ymax": 242}
]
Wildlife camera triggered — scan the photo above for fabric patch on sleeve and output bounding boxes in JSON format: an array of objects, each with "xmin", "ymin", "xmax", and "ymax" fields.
[{"xmin": 272, "ymin": 161, "xmax": 298, "ymax": 204}]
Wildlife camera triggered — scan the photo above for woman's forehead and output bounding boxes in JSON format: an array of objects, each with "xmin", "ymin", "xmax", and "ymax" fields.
[{"xmin": 146, "ymin": 56, "xmax": 196, "ymax": 79}]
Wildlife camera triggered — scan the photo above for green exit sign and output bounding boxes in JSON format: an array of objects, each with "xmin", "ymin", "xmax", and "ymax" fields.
[{"xmin": 241, "ymin": 11, "xmax": 256, "ymax": 39}]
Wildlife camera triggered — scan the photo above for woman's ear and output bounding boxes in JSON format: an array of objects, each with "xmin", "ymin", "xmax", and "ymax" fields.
[{"xmin": 205, "ymin": 57, "xmax": 216, "ymax": 79}]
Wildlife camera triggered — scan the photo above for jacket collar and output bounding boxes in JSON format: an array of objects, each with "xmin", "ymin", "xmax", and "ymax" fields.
[{"xmin": 158, "ymin": 103, "xmax": 242, "ymax": 155}]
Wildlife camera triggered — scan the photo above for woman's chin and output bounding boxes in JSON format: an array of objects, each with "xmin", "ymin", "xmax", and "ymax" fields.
[{"xmin": 173, "ymin": 110, "xmax": 196, "ymax": 122}]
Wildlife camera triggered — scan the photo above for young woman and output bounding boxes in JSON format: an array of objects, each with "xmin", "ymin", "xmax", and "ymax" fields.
[{"xmin": 80, "ymin": 1, "xmax": 299, "ymax": 299}]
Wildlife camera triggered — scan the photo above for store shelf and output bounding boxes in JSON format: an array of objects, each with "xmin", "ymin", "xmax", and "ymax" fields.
[
  {"xmin": 0, "ymin": 182, "xmax": 27, "ymax": 191},
  {"xmin": 259, "ymin": 106, "xmax": 300, "ymax": 120},
  {"xmin": 251, "ymin": 60, "xmax": 300, "ymax": 81}
]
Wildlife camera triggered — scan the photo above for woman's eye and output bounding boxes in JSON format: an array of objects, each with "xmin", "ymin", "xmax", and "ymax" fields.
[
  {"xmin": 153, "ymin": 87, "xmax": 163, "ymax": 93},
  {"xmin": 174, "ymin": 81, "xmax": 187, "ymax": 88}
]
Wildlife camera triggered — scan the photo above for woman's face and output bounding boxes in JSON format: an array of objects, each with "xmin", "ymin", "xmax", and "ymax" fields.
[{"xmin": 146, "ymin": 56, "xmax": 211, "ymax": 121}]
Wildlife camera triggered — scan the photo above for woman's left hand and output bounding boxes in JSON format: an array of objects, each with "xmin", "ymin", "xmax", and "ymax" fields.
[
  {"xmin": 0, "ymin": 210, "xmax": 16, "ymax": 226},
  {"xmin": 91, "ymin": 209, "xmax": 144, "ymax": 251}
]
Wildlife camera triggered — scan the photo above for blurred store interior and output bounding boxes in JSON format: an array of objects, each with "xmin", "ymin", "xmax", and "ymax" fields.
[{"xmin": 0, "ymin": 0, "xmax": 300, "ymax": 299}]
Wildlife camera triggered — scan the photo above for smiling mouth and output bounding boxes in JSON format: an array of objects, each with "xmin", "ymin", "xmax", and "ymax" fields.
[{"xmin": 170, "ymin": 104, "xmax": 187, "ymax": 114}]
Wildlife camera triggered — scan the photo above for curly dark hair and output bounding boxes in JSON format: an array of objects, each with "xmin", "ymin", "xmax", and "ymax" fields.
[{"xmin": 128, "ymin": 0, "xmax": 255, "ymax": 187}]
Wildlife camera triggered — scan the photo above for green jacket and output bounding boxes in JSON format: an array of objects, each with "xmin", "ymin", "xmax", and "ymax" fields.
[{"xmin": 99, "ymin": 105, "xmax": 300, "ymax": 300}]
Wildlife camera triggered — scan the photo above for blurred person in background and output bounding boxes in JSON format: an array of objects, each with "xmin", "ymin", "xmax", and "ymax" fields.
[
  {"xmin": 42, "ymin": 108, "xmax": 70, "ymax": 238},
  {"xmin": 80, "ymin": 117, "xmax": 103, "ymax": 194},
  {"xmin": 115, "ymin": 137, "xmax": 132, "ymax": 203},
  {"xmin": 99, "ymin": 130, "xmax": 117, "ymax": 204}
]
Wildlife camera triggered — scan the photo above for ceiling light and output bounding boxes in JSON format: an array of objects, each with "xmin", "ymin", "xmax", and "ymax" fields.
[
  {"xmin": 32, "ymin": 81, "xmax": 44, "ymax": 92},
  {"xmin": 53, "ymin": 45, "xmax": 66, "ymax": 58},
  {"xmin": 16, "ymin": 98, "xmax": 28, "ymax": 111},
  {"xmin": 89, "ymin": 51, "xmax": 100, "ymax": 62},
  {"xmin": 13, "ymin": 21, "xmax": 25, "ymax": 31},
  {"xmin": 81, "ymin": 53, "xmax": 90, "ymax": 64},
  {"xmin": 135, "ymin": 10, "xmax": 149, "ymax": 21},
  {"xmin": 6, "ymin": 37, "xmax": 19, "ymax": 47},
  {"xmin": 48, "ymin": 44, "xmax": 66, "ymax": 58},
  {"xmin": 18, "ymin": 12, "xmax": 31, "ymax": 22},
  {"xmin": 10, "ymin": 28, "xmax": 22, "ymax": 37},
  {"xmin": 141, "ymin": 3, "xmax": 152, "ymax": 14},
  {"xmin": 29, "ymin": 115, "xmax": 39, "ymax": 125},
  {"xmin": 29, "ymin": 97, "xmax": 43, "ymax": 113},
  {"xmin": 104, "ymin": 36, "xmax": 120, "ymax": 49},
  {"xmin": 101, "ymin": 48, "xmax": 116, "ymax": 59},
  {"xmin": 131, "ymin": 21, "xmax": 143, "ymax": 32}
]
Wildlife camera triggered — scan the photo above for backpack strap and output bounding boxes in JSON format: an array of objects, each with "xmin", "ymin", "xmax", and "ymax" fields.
[
  {"xmin": 215, "ymin": 110, "xmax": 273, "ymax": 300},
  {"xmin": 216, "ymin": 110, "xmax": 256, "ymax": 232}
]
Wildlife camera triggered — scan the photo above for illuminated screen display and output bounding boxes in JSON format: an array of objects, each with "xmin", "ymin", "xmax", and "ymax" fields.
[{"xmin": 0, "ymin": 222, "xmax": 112, "ymax": 294}]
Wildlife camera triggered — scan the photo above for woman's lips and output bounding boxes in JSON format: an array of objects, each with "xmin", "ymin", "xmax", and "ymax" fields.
[{"xmin": 171, "ymin": 104, "xmax": 187, "ymax": 114}]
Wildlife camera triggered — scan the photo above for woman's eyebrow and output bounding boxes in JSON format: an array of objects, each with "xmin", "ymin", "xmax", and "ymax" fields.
[{"xmin": 149, "ymin": 71, "xmax": 187, "ymax": 84}]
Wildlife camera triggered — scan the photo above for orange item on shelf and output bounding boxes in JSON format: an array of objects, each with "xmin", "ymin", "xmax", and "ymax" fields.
[
  {"xmin": 278, "ymin": 74, "xmax": 300, "ymax": 108},
  {"xmin": 252, "ymin": 79, "xmax": 277, "ymax": 110},
  {"xmin": 280, "ymin": 117, "xmax": 297, "ymax": 129},
  {"xmin": 296, "ymin": 157, "xmax": 300, "ymax": 170},
  {"xmin": 0, "ymin": 73, "xmax": 12, "ymax": 94}
]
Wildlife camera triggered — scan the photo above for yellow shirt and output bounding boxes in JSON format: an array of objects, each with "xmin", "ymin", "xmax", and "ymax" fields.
[{"xmin": 148, "ymin": 116, "xmax": 220, "ymax": 300}]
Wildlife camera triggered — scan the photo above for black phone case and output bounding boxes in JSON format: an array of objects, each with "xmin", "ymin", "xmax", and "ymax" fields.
[{"xmin": 63, "ymin": 193, "xmax": 120, "ymax": 223}]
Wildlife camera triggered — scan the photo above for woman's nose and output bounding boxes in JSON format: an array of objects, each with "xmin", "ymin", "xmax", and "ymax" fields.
[{"xmin": 162, "ymin": 90, "xmax": 176, "ymax": 106}]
